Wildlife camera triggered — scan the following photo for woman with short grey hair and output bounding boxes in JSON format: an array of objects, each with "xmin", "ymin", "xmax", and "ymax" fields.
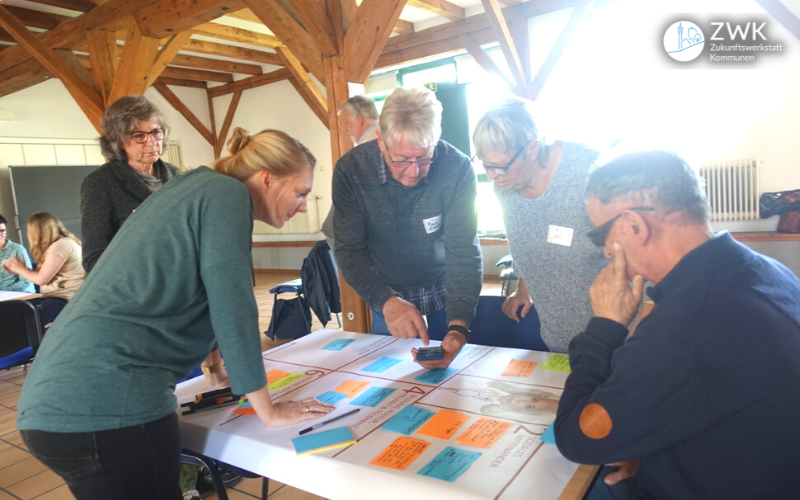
[
  {"xmin": 80, "ymin": 95, "xmax": 180, "ymax": 272},
  {"xmin": 472, "ymin": 96, "xmax": 607, "ymax": 353},
  {"xmin": 378, "ymin": 86, "xmax": 442, "ymax": 149}
]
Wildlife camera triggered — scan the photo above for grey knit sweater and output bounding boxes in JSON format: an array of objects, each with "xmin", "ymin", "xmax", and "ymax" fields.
[
  {"xmin": 80, "ymin": 159, "xmax": 179, "ymax": 273},
  {"xmin": 333, "ymin": 140, "xmax": 482, "ymax": 325}
]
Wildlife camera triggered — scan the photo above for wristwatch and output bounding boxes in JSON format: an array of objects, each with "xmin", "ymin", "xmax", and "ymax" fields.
[
  {"xmin": 447, "ymin": 324, "xmax": 470, "ymax": 339},
  {"xmin": 201, "ymin": 359, "xmax": 224, "ymax": 375}
]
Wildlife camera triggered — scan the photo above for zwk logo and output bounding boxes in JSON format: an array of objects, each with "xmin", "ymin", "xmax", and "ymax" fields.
[{"xmin": 663, "ymin": 21, "xmax": 705, "ymax": 62}]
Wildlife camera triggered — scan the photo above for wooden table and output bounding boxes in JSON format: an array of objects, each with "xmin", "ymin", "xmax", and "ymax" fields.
[{"xmin": 176, "ymin": 329, "xmax": 598, "ymax": 500}]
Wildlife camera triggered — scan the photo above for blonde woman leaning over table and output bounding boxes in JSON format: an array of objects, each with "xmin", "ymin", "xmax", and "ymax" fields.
[
  {"xmin": 15, "ymin": 128, "xmax": 334, "ymax": 500},
  {"xmin": 3, "ymin": 212, "xmax": 85, "ymax": 323}
]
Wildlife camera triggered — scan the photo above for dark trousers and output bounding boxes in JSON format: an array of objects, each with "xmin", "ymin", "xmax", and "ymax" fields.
[
  {"xmin": 41, "ymin": 297, "xmax": 68, "ymax": 324},
  {"xmin": 21, "ymin": 413, "xmax": 181, "ymax": 500}
]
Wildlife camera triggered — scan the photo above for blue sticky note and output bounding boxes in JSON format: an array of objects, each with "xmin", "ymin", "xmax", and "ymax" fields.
[
  {"xmin": 350, "ymin": 387, "xmax": 396, "ymax": 407},
  {"xmin": 381, "ymin": 405, "xmax": 435, "ymax": 435},
  {"xmin": 322, "ymin": 338, "xmax": 356, "ymax": 351},
  {"xmin": 316, "ymin": 391, "xmax": 348, "ymax": 405},
  {"xmin": 417, "ymin": 447, "xmax": 481, "ymax": 482},
  {"xmin": 363, "ymin": 357, "xmax": 403, "ymax": 373},
  {"xmin": 414, "ymin": 368, "xmax": 457, "ymax": 385},
  {"xmin": 291, "ymin": 427, "xmax": 357, "ymax": 455},
  {"xmin": 540, "ymin": 423, "xmax": 556, "ymax": 445}
]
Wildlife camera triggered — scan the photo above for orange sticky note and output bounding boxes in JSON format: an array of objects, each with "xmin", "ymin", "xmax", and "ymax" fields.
[
  {"xmin": 416, "ymin": 409, "xmax": 469, "ymax": 440},
  {"xmin": 266, "ymin": 370, "xmax": 291, "ymax": 384},
  {"xmin": 502, "ymin": 359, "xmax": 538, "ymax": 378},
  {"xmin": 334, "ymin": 380, "xmax": 371, "ymax": 398},
  {"xmin": 455, "ymin": 417, "xmax": 513, "ymax": 449},
  {"xmin": 370, "ymin": 436, "xmax": 431, "ymax": 470}
]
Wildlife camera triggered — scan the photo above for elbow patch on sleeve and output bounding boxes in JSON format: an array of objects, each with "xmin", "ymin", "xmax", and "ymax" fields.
[{"xmin": 579, "ymin": 403, "xmax": 613, "ymax": 439}]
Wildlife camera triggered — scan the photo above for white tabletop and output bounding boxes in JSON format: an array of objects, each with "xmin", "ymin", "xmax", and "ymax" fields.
[
  {"xmin": 176, "ymin": 329, "xmax": 594, "ymax": 500},
  {"xmin": 0, "ymin": 291, "xmax": 40, "ymax": 302}
]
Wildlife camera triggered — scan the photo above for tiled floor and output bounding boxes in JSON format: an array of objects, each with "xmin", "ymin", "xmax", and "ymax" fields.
[{"xmin": 0, "ymin": 270, "xmax": 502, "ymax": 499}]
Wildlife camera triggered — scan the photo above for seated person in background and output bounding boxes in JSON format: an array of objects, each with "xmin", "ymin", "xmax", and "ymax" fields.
[
  {"xmin": 555, "ymin": 149, "xmax": 800, "ymax": 500},
  {"xmin": 472, "ymin": 97, "xmax": 611, "ymax": 353},
  {"xmin": 0, "ymin": 213, "xmax": 35, "ymax": 293},
  {"xmin": 3, "ymin": 212, "xmax": 85, "ymax": 322},
  {"xmin": 333, "ymin": 86, "xmax": 482, "ymax": 369}
]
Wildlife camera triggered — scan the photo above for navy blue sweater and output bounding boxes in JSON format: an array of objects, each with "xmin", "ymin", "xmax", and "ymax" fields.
[{"xmin": 555, "ymin": 232, "xmax": 800, "ymax": 499}]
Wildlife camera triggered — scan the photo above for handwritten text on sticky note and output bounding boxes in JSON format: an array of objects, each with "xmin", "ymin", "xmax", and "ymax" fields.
[
  {"xmin": 322, "ymin": 338, "xmax": 356, "ymax": 351},
  {"xmin": 268, "ymin": 373, "xmax": 303, "ymax": 390},
  {"xmin": 266, "ymin": 370, "xmax": 290, "ymax": 384},
  {"xmin": 351, "ymin": 387, "xmax": 396, "ymax": 407},
  {"xmin": 334, "ymin": 380, "xmax": 371, "ymax": 398},
  {"xmin": 362, "ymin": 357, "xmax": 403, "ymax": 373},
  {"xmin": 417, "ymin": 447, "xmax": 481, "ymax": 482},
  {"xmin": 370, "ymin": 436, "xmax": 431, "ymax": 471},
  {"xmin": 417, "ymin": 409, "xmax": 469, "ymax": 440},
  {"xmin": 382, "ymin": 405, "xmax": 435, "ymax": 435},
  {"xmin": 455, "ymin": 417, "xmax": 513, "ymax": 449},
  {"xmin": 502, "ymin": 359, "xmax": 538, "ymax": 378},
  {"xmin": 541, "ymin": 354, "xmax": 571, "ymax": 373}
]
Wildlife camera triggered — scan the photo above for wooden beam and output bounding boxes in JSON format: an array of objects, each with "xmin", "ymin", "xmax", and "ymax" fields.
[
  {"xmin": 22, "ymin": 0, "xmax": 96, "ymax": 12},
  {"xmin": 288, "ymin": 77, "xmax": 328, "ymax": 128},
  {"xmin": 481, "ymin": 0, "xmax": 526, "ymax": 94},
  {"xmin": 0, "ymin": 5, "xmax": 103, "ymax": 131},
  {"xmin": 0, "ymin": 58, "xmax": 52, "ymax": 98},
  {"xmin": 171, "ymin": 53, "xmax": 263, "ymax": 75},
  {"xmin": 0, "ymin": 0, "xmax": 161, "ymax": 75},
  {"xmin": 85, "ymin": 29, "xmax": 119, "ymax": 105},
  {"xmin": 278, "ymin": 47, "xmax": 327, "ymax": 114},
  {"xmin": 153, "ymin": 82, "xmax": 214, "ymax": 145},
  {"xmin": 242, "ymin": 0, "xmax": 325, "ymax": 83},
  {"xmin": 529, "ymin": 3, "xmax": 589, "ymax": 101},
  {"xmin": 144, "ymin": 31, "xmax": 193, "ymax": 90},
  {"xmin": 182, "ymin": 39, "xmax": 283, "ymax": 66},
  {"xmin": 207, "ymin": 87, "xmax": 219, "ymax": 159},
  {"xmin": 394, "ymin": 19, "xmax": 415, "ymax": 35},
  {"xmin": 510, "ymin": 18, "xmax": 530, "ymax": 95},
  {"xmin": 57, "ymin": 49, "xmax": 95, "ymax": 89},
  {"xmin": 215, "ymin": 90, "xmax": 242, "ymax": 157},
  {"xmin": 344, "ymin": 0, "xmax": 409, "ymax": 82},
  {"xmin": 458, "ymin": 34, "xmax": 514, "ymax": 89},
  {"xmin": 108, "ymin": 22, "xmax": 160, "ymax": 103},
  {"xmin": 207, "ymin": 67, "xmax": 292, "ymax": 97},
  {"xmin": 340, "ymin": 0, "xmax": 356, "ymax": 33},
  {"xmin": 287, "ymin": 0, "xmax": 338, "ymax": 56},
  {"xmin": 2, "ymin": 6, "xmax": 70, "ymax": 30},
  {"xmin": 406, "ymin": 0, "xmax": 464, "ymax": 22},
  {"xmin": 161, "ymin": 66, "xmax": 234, "ymax": 83},
  {"xmin": 375, "ymin": 30, "xmax": 469, "ymax": 70},
  {"xmin": 326, "ymin": 0, "xmax": 347, "ymax": 50},
  {"xmin": 155, "ymin": 76, "xmax": 208, "ymax": 89},
  {"xmin": 754, "ymin": 0, "xmax": 800, "ymax": 42},
  {"xmin": 136, "ymin": 0, "xmax": 246, "ymax": 39},
  {"xmin": 225, "ymin": 8, "xmax": 263, "ymax": 23},
  {"xmin": 191, "ymin": 21, "xmax": 283, "ymax": 49}
]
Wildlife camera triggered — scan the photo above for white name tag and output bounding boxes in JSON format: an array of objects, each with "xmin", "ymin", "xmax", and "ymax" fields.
[
  {"xmin": 547, "ymin": 225, "xmax": 574, "ymax": 247},
  {"xmin": 423, "ymin": 215, "xmax": 442, "ymax": 234}
]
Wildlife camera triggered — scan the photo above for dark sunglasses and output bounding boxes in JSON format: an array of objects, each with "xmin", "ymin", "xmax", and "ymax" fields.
[
  {"xmin": 586, "ymin": 207, "xmax": 655, "ymax": 247},
  {"xmin": 471, "ymin": 142, "xmax": 528, "ymax": 175}
]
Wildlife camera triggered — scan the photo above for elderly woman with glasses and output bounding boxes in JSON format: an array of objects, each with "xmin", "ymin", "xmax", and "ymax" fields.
[
  {"xmin": 472, "ymin": 97, "xmax": 609, "ymax": 354},
  {"xmin": 80, "ymin": 95, "xmax": 180, "ymax": 273}
]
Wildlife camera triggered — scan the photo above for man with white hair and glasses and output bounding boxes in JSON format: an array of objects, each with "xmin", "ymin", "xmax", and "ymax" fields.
[{"xmin": 333, "ymin": 87, "xmax": 482, "ymax": 368}]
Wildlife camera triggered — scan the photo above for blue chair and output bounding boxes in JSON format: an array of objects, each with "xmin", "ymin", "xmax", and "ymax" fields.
[
  {"xmin": 0, "ymin": 300, "xmax": 43, "ymax": 370},
  {"xmin": 428, "ymin": 295, "xmax": 547, "ymax": 351},
  {"xmin": 496, "ymin": 254, "xmax": 518, "ymax": 297}
]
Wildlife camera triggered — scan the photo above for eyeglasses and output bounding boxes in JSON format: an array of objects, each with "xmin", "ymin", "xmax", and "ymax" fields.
[
  {"xmin": 472, "ymin": 143, "xmax": 527, "ymax": 175},
  {"xmin": 129, "ymin": 128, "xmax": 165, "ymax": 144},
  {"xmin": 388, "ymin": 151, "xmax": 435, "ymax": 170},
  {"xmin": 586, "ymin": 207, "xmax": 655, "ymax": 247}
]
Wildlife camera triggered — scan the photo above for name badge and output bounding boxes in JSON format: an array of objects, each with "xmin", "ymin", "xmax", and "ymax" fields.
[
  {"xmin": 423, "ymin": 215, "xmax": 442, "ymax": 234},
  {"xmin": 547, "ymin": 225, "xmax": 574, "ymax": 247}
]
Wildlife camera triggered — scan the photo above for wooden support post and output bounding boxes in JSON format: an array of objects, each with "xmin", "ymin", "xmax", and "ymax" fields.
[
  {"xmin": 144, "ymin": 31, "xmax": 193, "ymax": 90},
  {"xmin": 207, "ymin": 88, "xmax": 219, "ymax": 159},
  {"xmin": 153, "ymin": 83, "xmax": 214, "ymax": 146},
  {"xmin": 215, "ymin": 91, "xmax": 243, "ymax": 158},
  {"xmin": 108, "ymin": 21, "xmax": 160, "ymax": 103},
  {"xmin": 85, "ymin": 29, "xmax": 119, "ymax": 106},
  {"xmin": 480, "ymin": 0, "xmax": 527, "ymax": 96}
]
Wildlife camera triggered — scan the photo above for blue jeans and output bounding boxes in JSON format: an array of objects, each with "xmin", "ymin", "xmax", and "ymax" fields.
[
  {"xmin": 370, "ymin": 306, "xmax": 448, "ymax": 339},
  {"xmin": 22, "ymin": 413, "xmax": 181, "ymax": 500},
  {"xmin": 585, "ymin": 466, "xmax": 640, "ymax": 500}
]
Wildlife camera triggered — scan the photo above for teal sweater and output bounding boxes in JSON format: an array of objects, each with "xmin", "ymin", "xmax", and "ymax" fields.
[
  {"xmin": 17, "ymin": 167, "xmax": 266, "ymax": 432},
  {"xmin": 0, "ymin": 241, "xmax": 35, "ymax": 293}
]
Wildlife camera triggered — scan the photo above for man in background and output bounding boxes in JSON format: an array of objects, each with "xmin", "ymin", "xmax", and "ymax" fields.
[
  {"xmin": 321, "ymin": 96, "xmax": 379, "ymax": 251},
  {"xmin": 555, "ymin": 149, "xmax": 800, "ymax": 499}
]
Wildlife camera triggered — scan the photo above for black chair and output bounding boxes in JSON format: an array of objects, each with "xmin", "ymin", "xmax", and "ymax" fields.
[
  {"xmin": 495, "ymin": 254, "xmax": 518, "ymax": 297},
  {"xmin": 181, "ymin": 450, "xmax": 270, "ymax": 500},
  {"xmin": 265, "ymin": 279, "xmax": 313, "ymax": 340},
  {"xmin": 0, "ymin": 300, "xmax": 43, "ymax": 370},
  {"xmin": 428, "ymin": 295, "xmax": 547, "ymax": 351}
]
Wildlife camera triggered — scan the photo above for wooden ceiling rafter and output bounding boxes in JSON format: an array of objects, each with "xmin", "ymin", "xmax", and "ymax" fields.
[
  {"xmin": 85, "ymin": 28, "xmax": 118, "ymax": 105},
  {"xmin": 107, "ymin": 21, "xmax": 160, "ymax": 103},
  {"xmin": 153, "ymin": 82, "xmax": 215, "ymax": 145},
  {"xmin": 21, "ymin": 0, "xmax": 98, "ymax": 13},
  {"xmin": 170, "ymin": 53, "xmax": 264, "ymax": 75},
  {"xmin": 406, "ymin": 0, "xmax": 464, "ymax": 22},
  {"xmin": 288, "ymin": 76, "xmax": 328, "ymax": 128},
  {"xmin": 207, "ymin": 67, "xmax": 292, "ymax": 97},
  {"xmin": 242, "ymin": 0, "xmax": 325, "ymax": 83},
  {"xmin": 181, "ymin": 39, "xmax": 283, "ymax": 66},
  {"xmin": 190, "ymin": 21, "xmax": 283, "ymax": 49},
  {"xmin": 288, "ymin": 0, "xmax": 338, "ymax": 56},
  {"xmin": 480, "ymin": 0, "xmax": 526, "ymax": 95},
  {"xmin": 277, "ymin": 47, "xmax": 327, "ymax": 114},
  {"xmin": 457, "ymin": 33, "xmax": 513, "ymax": 88},
  {"xmin": 0, "ymin": 4, "xmax": 104, "ymax": 130},
  {"xmin": 344, "ymin": 0, "xmax": 410, "ymax": 82},
  {"xmin": 2, "ymin": 6, "xmax": 71, "ymax": 30},
  {"xmin": 143, "ymin": 30, "xmax": 194, "ymax": 90},
  {"xmin": 135, "ymin": 0, "xmax": 246, "ymax": 39},
  {"xmin": 156, "ymin": 76, "xmax": 209, "ymax": 88},
  {"xmin": 215, "ymin": 90, "xmax": 243, "ymax": 157}
]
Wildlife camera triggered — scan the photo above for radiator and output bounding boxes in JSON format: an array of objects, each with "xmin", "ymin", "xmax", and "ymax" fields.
[
  {"xmin": 253, "ymin": 195, "xmax": 321, "ymax": 234},
  {"xmin": 161, "ymin": 142, "xmax": 183, "ymax": 169},
  {"xmin": 699, "ymin": 160, "xmax": 760, "ymax": 221}
]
